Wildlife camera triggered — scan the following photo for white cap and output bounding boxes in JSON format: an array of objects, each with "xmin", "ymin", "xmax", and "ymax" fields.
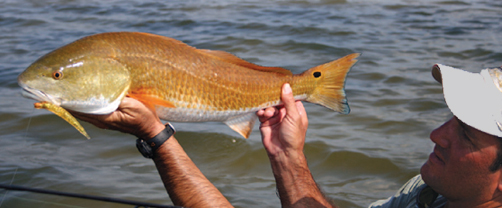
[{"xmin": 432, "ymin": 64, "xmax": 502, "ymax": 137}]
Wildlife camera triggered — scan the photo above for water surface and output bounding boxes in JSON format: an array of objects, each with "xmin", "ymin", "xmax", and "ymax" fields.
[{"xmin": 0, "ymin": 0, "xmax": 501, "ymax": 207}]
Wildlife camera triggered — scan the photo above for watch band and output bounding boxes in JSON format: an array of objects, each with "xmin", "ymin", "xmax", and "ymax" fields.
[{"xmin": 136, "ymin": 123, "xmax": 176, "ymax": 159}]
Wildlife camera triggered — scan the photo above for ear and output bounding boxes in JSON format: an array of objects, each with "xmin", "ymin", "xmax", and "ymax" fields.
[
  {"xmin": 498, "ymin": 172, "xmax": 502, "ymax": 192},
  {"xmin": 497, "ymin": 167, "xmax": 502, "ymax": 192}
]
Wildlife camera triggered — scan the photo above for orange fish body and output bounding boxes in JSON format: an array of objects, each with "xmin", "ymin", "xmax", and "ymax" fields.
[{"xmin": 18, "ymin": 32, "xmax": 359, "ymax": 138}]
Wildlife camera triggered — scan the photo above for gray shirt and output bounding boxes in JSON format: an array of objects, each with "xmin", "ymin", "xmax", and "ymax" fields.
[{"xmin": 369, "ymin": 175, "xmax": 447, "ymax": 208}]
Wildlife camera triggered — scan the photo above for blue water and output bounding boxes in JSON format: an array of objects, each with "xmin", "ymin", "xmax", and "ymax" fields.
[{"xmin": 0, "ymin": 0, "xmax": 501, "ymax": 207}]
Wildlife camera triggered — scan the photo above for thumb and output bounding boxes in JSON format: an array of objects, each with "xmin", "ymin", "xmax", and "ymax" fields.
[{"xmin": 281, "ymin": 83, "xmax": 298, "ymax": 115}]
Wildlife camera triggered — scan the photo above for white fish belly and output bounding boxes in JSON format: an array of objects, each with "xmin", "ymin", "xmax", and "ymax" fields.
[
  {"xmin": 155, "ymin": 94, "xmax": 307, "ymax": 123},
  {"xmin": 155, "ymin": 106, "xmax": 265, "ymax": 122}
]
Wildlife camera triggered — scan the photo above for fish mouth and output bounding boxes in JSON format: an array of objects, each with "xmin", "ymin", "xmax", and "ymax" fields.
[{"xmin": 19, "ymin": 83, "xmax": 62, "ymax": 105}]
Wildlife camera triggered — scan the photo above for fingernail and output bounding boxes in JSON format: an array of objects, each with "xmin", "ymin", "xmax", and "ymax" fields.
[{"xmin": 283, "ymin": 83, "xmax": 292, "ymax": 94}]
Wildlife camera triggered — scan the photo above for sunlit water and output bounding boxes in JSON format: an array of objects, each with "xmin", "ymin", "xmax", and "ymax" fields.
[{"xmin": 0, "ymin": 0, "xmax": 501, "ymax": 207}]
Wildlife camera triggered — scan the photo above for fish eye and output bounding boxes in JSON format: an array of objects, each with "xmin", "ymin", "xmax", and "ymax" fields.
[
  {"xmin": 52, "ymin": 71, "xmax": 64, "ymax": 80},
  {"xmin": 313, "ymin": 71, "xmax": 321, "ymax": 78}
]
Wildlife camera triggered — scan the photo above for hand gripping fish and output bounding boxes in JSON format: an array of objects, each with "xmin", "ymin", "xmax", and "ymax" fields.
[{"xmin": 18, "ymin": 32, "xmax": 359, "ymax": 139}]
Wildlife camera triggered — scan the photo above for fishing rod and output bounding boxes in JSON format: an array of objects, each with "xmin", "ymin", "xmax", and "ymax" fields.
[{"xmin": 0, "ymin": 183, "xmax": 183, "ymax": 208}]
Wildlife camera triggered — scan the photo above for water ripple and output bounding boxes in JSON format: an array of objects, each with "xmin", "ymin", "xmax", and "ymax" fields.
[{"xmin": 1, "ymin": 0, "xmax": 501, "ymax": 207}]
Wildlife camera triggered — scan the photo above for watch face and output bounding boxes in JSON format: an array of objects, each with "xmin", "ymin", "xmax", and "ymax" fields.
[{"xmin": 136, "ymin": 139, "xmax": 154, "ymax": 158}]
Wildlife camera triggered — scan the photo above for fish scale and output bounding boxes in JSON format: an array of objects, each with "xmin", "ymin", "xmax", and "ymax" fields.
[{"xmin": 18, "ymin": 32, "xmax": 359, "ymax": 138}]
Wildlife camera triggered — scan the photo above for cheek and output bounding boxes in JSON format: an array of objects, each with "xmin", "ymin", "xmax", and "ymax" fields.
[
  {"xmin": 453, "ymin": 149, "xmax": 496, "ymax": 175},
  {"xmin": 457, "ymin": 154, "xmax": 481, "ymax": 170}
]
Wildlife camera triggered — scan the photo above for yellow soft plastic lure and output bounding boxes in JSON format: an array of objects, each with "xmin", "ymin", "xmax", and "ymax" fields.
[{"xmin": 34, "ymin": 101, "xmax": 90, "ymax": 139}]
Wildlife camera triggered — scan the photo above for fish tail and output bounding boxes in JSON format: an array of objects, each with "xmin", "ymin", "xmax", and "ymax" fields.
[{"xmin": 302, "ymin": 53, "xmax": 359, "ymax": 114}]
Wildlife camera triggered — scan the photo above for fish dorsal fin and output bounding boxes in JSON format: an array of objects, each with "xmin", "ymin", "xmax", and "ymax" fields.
[
  {"xmin": 198, "ymin": 49, "xmax": 292, "ymax": 75},
  {"xmin": 224, "ymin": 112, "xmax": 257, "ymax": 139}
]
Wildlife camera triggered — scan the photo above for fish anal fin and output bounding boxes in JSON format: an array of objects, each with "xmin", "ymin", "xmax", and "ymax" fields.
[
  {"xmin": 198, "ymin": 49, "xmax": 292, "ymax": 75},
  {"xmin": 224, "ymin": 113, "xmax": 257, "ymax": 139},
  {"xmin": 128, "ymin": 93, "xmax": 176, "ymax": 109}
]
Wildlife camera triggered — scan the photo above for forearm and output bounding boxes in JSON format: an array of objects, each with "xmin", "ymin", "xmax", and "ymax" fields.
[
  {"xmin": 153, "ymin": 137, "xmax": 233, "ymax": 208},
  {"xmin": 269, "ymin": 151, "xmax": 336, "ymax": 208},
  {"xmin": 71, "ymin": 98, "xmax": 231, "ymax": 207}
]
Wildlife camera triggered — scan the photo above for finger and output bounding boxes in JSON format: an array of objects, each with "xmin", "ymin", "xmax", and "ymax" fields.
[
  {"xmin": 119, "ymin": 97, "xmax": 143, "ymax": 111},
  {"xmin": 281, "ymin": 83, "xmax": 298, "ymax": 116},
  {"xmin": 74, "ymin": 114, "xmax": 109, "ymax": 129},
  {"xmin": 257, "ymin": 107, "xmax": 277, "ymax": 122},
  {"xmin": 69, "ymin": 111, "xmax": 98, "ymax": 122},
  {"xmin": 295, "ymin": 101, "xmax": 308, "ymax": 127},
  {"xmin": 259, "ymin": 114, "xmax": 283, "ymax": 128},
  {"xmin": 72, "ymin": 112, "xmax": 109, "ymax": 124},
  {"xmin": 295, "ymin": 100, "xmax": 304, "ymax": 114},
  {"xmin": 69, "ymin": 110, "xmax": 118, "ymax": 129},
  {"xmin": 256, "ymin": 109, "xmax": 265, "ymax": 117},
  {"xmin": 264, "ymin": 107, "xmax": 278, "ymax": 118}
]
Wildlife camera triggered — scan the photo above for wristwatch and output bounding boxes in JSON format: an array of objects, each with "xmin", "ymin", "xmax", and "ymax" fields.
[{"xmin": 136, "ymin": 123, "xmax": 176, "ymax": 159}]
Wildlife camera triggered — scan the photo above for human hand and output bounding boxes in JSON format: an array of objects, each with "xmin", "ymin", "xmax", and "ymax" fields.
[
  {"xmin": 70, "ymin": 97, "xmax": 165, "ymax": 139},
  {"xmin": 256, "ymin": 83, "xmax": 308, "ymax": 158}
]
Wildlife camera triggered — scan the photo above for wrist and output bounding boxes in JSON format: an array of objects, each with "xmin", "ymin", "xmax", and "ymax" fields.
[
  {"xmin": 136, "ymin": 123, "xmax": 176, "ymax": 159},
  {"xmin": 269, "ymin": 149, "xmax": 305, "ymax": 165},
  {"xmin": 138, "ymin": 122, "xmax": 166, "ymax": 140},
  {"xmin": 269, "ymin": 151, "xmax": 332, "ymax": 207},
  {"xmin": 269, "ymin": 151, "xmax": 311, "ymax": 200},
  {"xmin": 269, "ymin": 150, "xmax": 308, "ymax": 179}
]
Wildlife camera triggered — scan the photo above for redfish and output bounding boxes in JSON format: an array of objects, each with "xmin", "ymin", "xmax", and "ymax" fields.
[{"xmin": 18, "ymin": 32, "xmax": 359, "ymax": 138}]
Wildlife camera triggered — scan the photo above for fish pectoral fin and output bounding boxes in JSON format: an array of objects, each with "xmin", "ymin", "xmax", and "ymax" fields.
[
  {"xmin": 198, "ymin": 49, "xmax": 293, "ymax": 75},
  {"xmin": 128, "ymin": 93, "xmax": 176, "ymax": 109},
  {"xmin": 224, "ymin": 113, "xmax": 257, "ymax": 139}
]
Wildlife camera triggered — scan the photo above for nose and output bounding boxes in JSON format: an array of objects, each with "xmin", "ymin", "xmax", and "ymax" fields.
[{"xmin": 429, "ymin": 118, "xmax": 453, "ymax": 148}]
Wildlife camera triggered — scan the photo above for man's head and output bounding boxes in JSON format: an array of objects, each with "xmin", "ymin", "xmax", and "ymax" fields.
[{"xmin": 421, "ymin": 64, "xmax": 502, "ymax": 206}]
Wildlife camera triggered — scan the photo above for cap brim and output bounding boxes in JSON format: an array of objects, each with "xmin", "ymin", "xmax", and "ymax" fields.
[{"xmin": 433, "ymin": 64, "xmax": 502, "ymax": 137}]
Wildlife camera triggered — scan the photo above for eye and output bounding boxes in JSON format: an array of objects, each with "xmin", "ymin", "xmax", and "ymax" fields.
[
  {"xmin": 461, "ymin": 129, "xmax": 472, "ymax": 143},
  {"xmin": 52, "ymin": 71, "xmax": 63, "ymax": 80},
  {"xmin": 313, "ymin": 71, "xmax": 321, "ymax": 78},
  {"xmin": 459, "ymin": 123, "xmax": 477, "ymax": 147}
]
